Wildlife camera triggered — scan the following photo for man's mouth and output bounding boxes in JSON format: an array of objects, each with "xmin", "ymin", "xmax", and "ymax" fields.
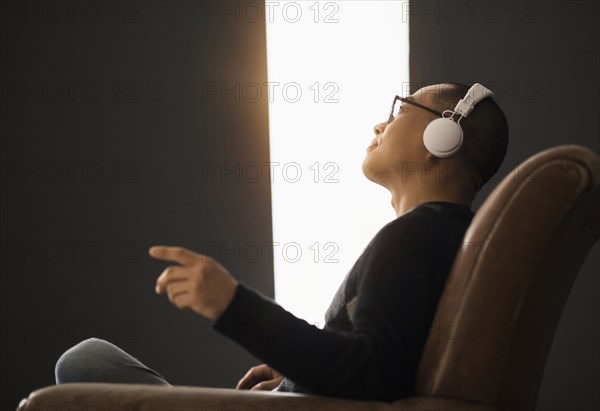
[{"xmin": 367, "ymin": 139, "xmax": 379, "ymax": 151}]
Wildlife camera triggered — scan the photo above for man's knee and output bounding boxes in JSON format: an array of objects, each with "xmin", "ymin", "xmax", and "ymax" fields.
[{"xmin": 55, "ymin": 337, "xmax": 117, "ymax": 384}]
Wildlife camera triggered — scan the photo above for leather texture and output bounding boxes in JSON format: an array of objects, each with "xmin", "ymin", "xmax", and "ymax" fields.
[
  {"xmin": 16, "ymin": 383, "xmax": 497, "ymax": 411},
  {"xmin": 16, "ymin": 145, "xmax": 600, "ymax": 411}
]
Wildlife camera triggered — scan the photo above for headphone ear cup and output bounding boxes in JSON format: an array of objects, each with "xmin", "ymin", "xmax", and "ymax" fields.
[{"xmin": 423, "ymin": 118, "xmax": 464, "ymax": 158}]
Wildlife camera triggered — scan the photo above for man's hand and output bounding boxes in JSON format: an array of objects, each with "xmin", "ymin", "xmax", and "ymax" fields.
[
  {"xmin": 151, "ymin": 246, "xmax": 238, "ymax": 321},
  {"xmin": 236, "ymin": 364, "xmax": 284, "ymax": 391}
]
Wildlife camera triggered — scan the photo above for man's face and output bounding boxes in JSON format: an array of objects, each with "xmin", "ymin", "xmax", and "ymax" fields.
[{"xmin": 362, "ymin": 85, "xmax": 448, "ymax": 186}]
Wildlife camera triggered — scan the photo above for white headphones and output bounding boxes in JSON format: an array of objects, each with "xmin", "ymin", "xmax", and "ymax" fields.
[{"xmin": 423, "ymin": 83, "xmax": 494, "ymax": 158}]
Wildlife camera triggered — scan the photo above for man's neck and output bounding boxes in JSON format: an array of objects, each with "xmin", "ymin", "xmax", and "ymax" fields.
[{"xmin": 389, "ymin": 185, "xmax": 472, "ymax": 218}]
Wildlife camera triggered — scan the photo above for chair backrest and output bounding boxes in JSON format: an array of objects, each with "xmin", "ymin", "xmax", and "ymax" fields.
[{"xmin": 414, "ymin": 144, "xmax": 600, "ymax": 411}]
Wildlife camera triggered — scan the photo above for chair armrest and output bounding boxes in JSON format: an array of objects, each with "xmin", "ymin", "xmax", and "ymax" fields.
[{"xmin": 16, "ymin": 383, "xmax": 499, "ymax": 411}]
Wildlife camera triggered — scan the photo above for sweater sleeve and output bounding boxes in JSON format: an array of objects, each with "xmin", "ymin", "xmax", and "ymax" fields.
[{"xmin": 213, "ymin": 214, "xmax": 443, "ymax": 401}]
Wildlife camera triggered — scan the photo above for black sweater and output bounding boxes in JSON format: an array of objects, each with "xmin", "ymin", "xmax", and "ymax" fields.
[{"xmin": 214, "ymin": 201, "xmax": 475, "ymax": 401}]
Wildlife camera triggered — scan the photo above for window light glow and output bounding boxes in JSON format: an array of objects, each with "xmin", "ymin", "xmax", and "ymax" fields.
[{"xmin": 265, "ymin": 1, "xmax": 409, "ymax": 326}]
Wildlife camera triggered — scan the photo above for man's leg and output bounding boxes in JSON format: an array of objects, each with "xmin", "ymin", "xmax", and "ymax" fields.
[{"xmin": 55, "ymin": 337, "xmax": 171, "ymax": 385}]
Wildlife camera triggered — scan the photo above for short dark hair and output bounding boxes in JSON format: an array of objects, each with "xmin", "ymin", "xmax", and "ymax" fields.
[{"xmin": 429, "ymin": 82, "xmax": 509, "ymax": 194}]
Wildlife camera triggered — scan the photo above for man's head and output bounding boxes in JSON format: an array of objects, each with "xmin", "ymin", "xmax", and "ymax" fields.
[{"xmin": 362, "ymin": 82, "xmax": 509, "ymax": 203}]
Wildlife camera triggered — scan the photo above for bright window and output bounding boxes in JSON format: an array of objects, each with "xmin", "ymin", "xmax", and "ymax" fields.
[{"xmin": 265, "ymin": 1, "xmax": 409, "ymax": 326}]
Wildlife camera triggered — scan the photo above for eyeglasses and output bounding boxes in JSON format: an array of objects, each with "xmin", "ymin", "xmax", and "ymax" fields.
[{"xmin": 388, "ymin": 95, "xmax": 444, "ymax": 124}]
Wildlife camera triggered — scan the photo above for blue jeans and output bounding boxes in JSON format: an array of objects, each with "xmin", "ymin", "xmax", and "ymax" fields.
[{"xmin": 55, "ymin": 337, "xmax": 171, "ymax": 385}]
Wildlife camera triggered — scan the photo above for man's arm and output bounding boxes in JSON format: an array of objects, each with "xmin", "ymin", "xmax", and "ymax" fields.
[{"xmin": 213, "ymin": 215, "xmax": 441, "ymax": 401}]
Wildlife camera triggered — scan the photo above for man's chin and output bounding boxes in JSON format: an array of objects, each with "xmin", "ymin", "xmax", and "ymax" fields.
[{"xmin": 361, "ymin": 159, "xmax": 379, "ymax": 184}]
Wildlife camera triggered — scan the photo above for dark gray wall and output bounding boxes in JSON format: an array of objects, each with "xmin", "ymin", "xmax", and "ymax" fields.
[
  {"xmin": 0, "ymin": 1, "xmax": 272, "ymax": 410},
  {"xmin": 409, "ymin": 1, "xmax": 599, "ymax": 410}
]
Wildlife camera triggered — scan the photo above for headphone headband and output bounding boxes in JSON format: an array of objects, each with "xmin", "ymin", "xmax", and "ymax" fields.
[{"xmin": 452, "ymin": 83, "xmax": 494, "ymax": 118}]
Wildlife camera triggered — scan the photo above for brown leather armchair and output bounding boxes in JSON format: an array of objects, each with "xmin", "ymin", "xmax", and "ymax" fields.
[{"xmin": 16, "ymin": 144, "xmax": 600, "ymax": 411}]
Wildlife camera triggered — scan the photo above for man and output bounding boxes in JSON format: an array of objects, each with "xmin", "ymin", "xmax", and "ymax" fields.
[{"xmin": 54, "ymin": 82, "xmax": 509, "ymax": 402}]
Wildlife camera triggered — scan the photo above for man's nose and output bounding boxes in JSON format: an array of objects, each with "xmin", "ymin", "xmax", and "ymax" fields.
[{"xmin": 373, "ymin": 121, "xmax": 386, "ymax": 135}]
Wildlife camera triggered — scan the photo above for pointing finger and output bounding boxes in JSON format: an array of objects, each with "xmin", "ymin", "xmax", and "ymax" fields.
[{"xmin": 149, "ymin": 246, "xmax": 201, "ymax": 266}]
